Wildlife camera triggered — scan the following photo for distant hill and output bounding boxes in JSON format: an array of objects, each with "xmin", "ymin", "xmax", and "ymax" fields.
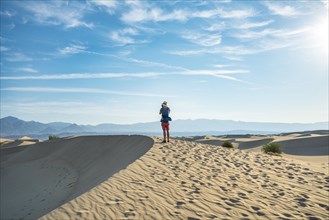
[
  {"xmin": 0, "ymin": 116, "xmax": 49, "ymax": 136},
  {"xmin": 0, "ymin": 116, "xmax": 328, "ymax": 139}
]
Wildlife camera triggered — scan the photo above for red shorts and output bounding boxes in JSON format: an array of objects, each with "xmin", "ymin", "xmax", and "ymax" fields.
[{"xmin": 161, "ymin": 122, "xmax": 170, "ymax": 131}]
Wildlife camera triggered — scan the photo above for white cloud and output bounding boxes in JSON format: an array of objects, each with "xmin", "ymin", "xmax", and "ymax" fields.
[
  {"xmin": 223, "ymin": 56, "xmax": 244, "ymax": 61},
  {"xmin": 213, "ymin": 74, "xmax": 247, "ymax": 83},
  {"xmin": 0, "ymin": 68, "xmax": 249, "ymax": 82},
  {"xmin": 16, "ymin": 67, "xmax": 39, "ymax": 73},
  {"xmin": 169, "ymin": 45, "xmax": 256, "ymax": 57},
  {"xmin": 110, "ymin": 27, "xmax": 139, "ymax": 45},
  {"xmin": 121, "ymin": 2, "xmax": 255, "ymax": 23},
  {"xmin": 0, "ymin": 87, "xmax": 169, "ymax": 98},
  {"xmin": 20, "ymin": 1, "xmax": 93, "ymax": 28},
  {"xmin": 168, "ymin": 49, "xmax": 203, "ymax": 56},
  {"xmin": 192, "ymin": 9, "xmax": 219, "ymax": 19},
  {"xmin": 169, "ymin": 38, "xmax": 299, "ymax": 58},
  {"xmin": 122, "ymin": 6, "xmax": 189, "ymax": 23},
  {"xmin": 204, "ymin": 22, "xmax": 226, "ymax": 31},
  {"xmin": 125, "ymin": 57, "xmax": 188, "ymax": 71},
  {"xmin": 232, "ymin": 27, "xmax": 309, "ymax": 40},
  {"xmin": 232, "ymin": 28, "xmax": 281, "ymax": 40},
  {"xmin": 217, "ymin": 8, "xmax": 256, "ymax": 19},
  {"xmin": 234, "ymin": 19, "xmax": 274, "ymax": 29},
  {"xmin": 0, "ymin": 46, "xmax": 10, "ymax": 52},
  {"xmin": 264, "ymin": 1, "xmax": 299, "ymax": 17},
  {"xmin": 110, "ymin": 33, "xmax": 135, "ymax": 44},
  {"xmin": 5, "ymin": 52, "xmax": 32, "ymax": 62},
  {"xmin": 182, "ymin": 69, "xmax": 248, "ymax": 75},
  {"xmin": 0, "ymin": 72, "xmax": 163, "ymax": 80},
  {"xmin": 182, "ymin": 32, "xmax": 222, "ymax": 47},
  {"xmin": 58, "ymin": 44, "xmax": 87, "ymax": 55},
  {"xmin": 89, "ymin": 0, "xmax": 117, "ymax": 14},
  {"xmin": 214, "ymin": 64, "xmax": 232, "ymax": 68},
  {"xmin": 0, "ymin": 10, "xmax": 16, "ymax": 17}
]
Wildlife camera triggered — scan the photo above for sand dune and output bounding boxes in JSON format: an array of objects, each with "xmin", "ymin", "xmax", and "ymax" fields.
[
  {"xmin": 274, "ymin": 135, "xmax": 329, "ymax": 156},
  {"xmin": 38, "ymin": 136, "xmax": 328, "ymax": 220},
  {"xmin": 0, "ymin": 138, "xmax": 14, "ymax": 145},
  {"xmin": 0, "ymin": 135, "xmax": 153, "ymax": 220},
  {"xmin": 236, "ymin": 137, "xmax": 274, "ymax": 150},
  {"xmin": 1, "ymin": 134, "xmax": 328, "ymax": 220},
  {"xmin": 1, "ymin": 139, "xmax": 38, "ymax": 160}
]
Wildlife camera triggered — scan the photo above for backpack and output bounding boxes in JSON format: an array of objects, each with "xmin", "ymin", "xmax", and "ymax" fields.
[{"xmin": 161, "ymin": 108, "xmax": 172, "ymax": 122}]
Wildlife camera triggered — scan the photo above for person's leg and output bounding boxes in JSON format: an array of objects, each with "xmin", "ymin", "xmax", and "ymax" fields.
[
  {"xmin": 166, "ymin": 123, "xmax": 170, "ymax": 142},
  {"xmin": 161, "ymin": 123, "xmax": 166, "ymax": 142}
]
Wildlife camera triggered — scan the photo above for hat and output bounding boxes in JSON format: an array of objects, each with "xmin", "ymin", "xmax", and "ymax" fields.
[{"xmin": 162, "ymin": 101, "xmax": 167, "ymax": 105}]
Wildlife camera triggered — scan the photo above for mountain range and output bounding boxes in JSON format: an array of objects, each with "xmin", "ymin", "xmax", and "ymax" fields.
[{"xmin": 0, "ymin": 116, "xmax": 328, "ymax": 140}]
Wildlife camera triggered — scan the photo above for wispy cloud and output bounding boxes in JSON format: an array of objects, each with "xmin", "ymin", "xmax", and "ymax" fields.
[
  {"xmin": 124, "ymin": 57, "xmax": 189, "ymax": 71},
  {"xmin": 125, "ymin": 8, "xmax": 188, "ymax": 23},
  {"xmin": 89, "ymin": 0, "xmax": 117, "ymax": 15},
  {"xmin": 168, "ymin": 45, "xmax": 256, "ymax": 57},
  {"xmin": 232, "ymin": 27, "xmax": 309, "ymax": 41},
  {"xmin": 58, "ymin": 44, "xmax": 87, "ymax": 55},
  {"xmin": 234, "ymin": 19, "xmax": 274, "ymax": 29},
  {"xmin": 16, "ymin": 67, "xmax": 39, "ymax": 73},
  {"xmin": 181, "ymin": 32, "xmax": 222, "ymax": 47},
  {"xmin": 0, "ymin": 46, "xmax": 10, "ymax": 52},
  {"xmin": 204, "ymin": 22, "xmax": 226, "ymax": 32},
  {"xmin": 110, "ymin": 27, "xmax": 139, "ymax": 45},
  {"xmin": 0, "ymin": 69, "xmax": 249, "ymax": 82},
  {"xmin": 217, "ymin": 8, "xmax": 256, "ymax": 19},
  {"xmin": 194, "ymin": 8, "xmax": 255, "ymax": 20},
  {"xmin": 121, "ymin": 2, "xmax": 255, "ymax": 23},
  {"xmin": 170, "ymin": 25, "xmax": 309, "ymax": 57},
  {"xmin": 214, "ymin": 64, "xmax": 233, "ymax": 68},
  {"xmin": 223, "ymin": 55, "xmax": 244, "ymax": 61},
  {"xmin": 169, "ymin": 41, "xmax": 295, "ymax": 57},
  {"xmin": 19, "ymin": 1, "xmax": 93, "ymax": 28},
  {"xmin": 232, "ymin": 28, "xmax": 280, "ymax": 40},
  {"xmin": 0, "ymin": 9, "xmax": 16, "ymax": 17},
  {"xmin": 263, "ymin": 1, "xmax": 300, "ymax": 17},
  {"xmin": 0, "ymin": 87, "xmax": 171, "ymax": 97},
  {"xmin": 5, "ymin": 52, "xmax": 32, "ymax": 62}
]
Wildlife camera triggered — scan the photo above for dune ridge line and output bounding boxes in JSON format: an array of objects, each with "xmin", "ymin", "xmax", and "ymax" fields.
[{"xmin": 0, "ymin": 135, "xmax": 154, "ymax": 220}]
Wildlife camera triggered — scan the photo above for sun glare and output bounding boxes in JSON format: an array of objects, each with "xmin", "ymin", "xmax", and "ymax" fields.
[{"xmin": 309, "ymin": 16, "xmax": 329, "ymax": 53}]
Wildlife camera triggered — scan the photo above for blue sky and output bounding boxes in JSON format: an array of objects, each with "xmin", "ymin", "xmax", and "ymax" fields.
[{"xmin": 0, "ymin": 0, "xmax": 328, "ymax": 125}]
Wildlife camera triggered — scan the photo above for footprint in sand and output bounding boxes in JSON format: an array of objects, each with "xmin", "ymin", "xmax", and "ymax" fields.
[
  {"xmin": 187, "ymin": 217, "xmax": 200, "ymax": 220},
  {"xmin": 250, "ymin": 174, "xmax": 259, "ymax": 179},
  {"xmin": 295, "ymin": 196, "xmax": 308, "ymax": 207},
  {"xmin": 249, "ymin": 205, "xmax": 266, "ymax": 217},
  {"xmin": 176, "ymin": 201, "xmax": 185, "ymax": 208},
  {"xmin": 237, "ymin": 192, "xmax": 248, "ymax": 199},
  {"xmin": 251, "ymin": 206, "xmax": 261, "ymax": 211},
  {"xmin": 317, "ymin": 203, "xmax": 329, "ymax": 211}
]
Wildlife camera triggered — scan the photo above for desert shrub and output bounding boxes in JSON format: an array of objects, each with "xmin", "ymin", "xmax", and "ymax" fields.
[
  {"xmin": 221, "ymin": 140, "xmax": 234, "ymax": 148},
  {"xmin": 48, "ymin": 135, "xmax": 60, "ymax": 140},
  {"xmin": 262, "ymin": 142, "xmax": 281, "ymax": 154}
]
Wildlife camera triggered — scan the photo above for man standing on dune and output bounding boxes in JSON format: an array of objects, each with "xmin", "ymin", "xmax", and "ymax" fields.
[{"xmin": 159, "ymin": 101, "xmax": 171, "ymax": 143}]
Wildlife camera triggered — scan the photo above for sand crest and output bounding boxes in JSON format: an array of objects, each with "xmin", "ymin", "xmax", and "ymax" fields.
[
  {"xmin": 0, "ymin": 135, "xmax": 153, "ymax": 220},
  {"xmin": 39, "ymin": 136, "xmax": 328, "ymax": 220}
]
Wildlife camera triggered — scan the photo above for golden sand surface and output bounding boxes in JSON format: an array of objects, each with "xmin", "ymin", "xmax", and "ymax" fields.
[{"xmin": 38, "ymin": 136, "xmax": 328, "ymax": 220}]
